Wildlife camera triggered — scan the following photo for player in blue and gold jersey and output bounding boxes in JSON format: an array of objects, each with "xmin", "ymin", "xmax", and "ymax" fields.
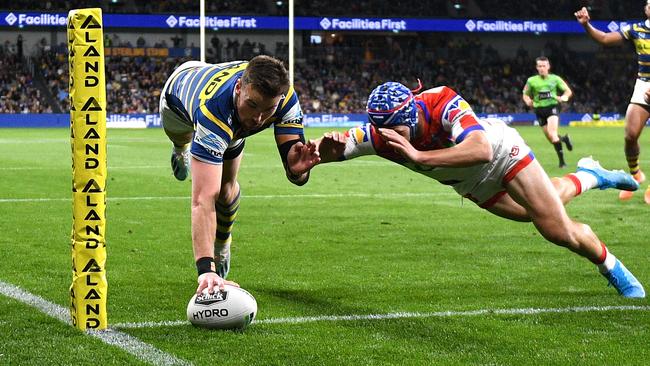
[
  {"xmin": 159, "ymin": 55, "xmax": 321, "ymax": 294},
  {"xmin": 576, "ymin": 5, "xmax": 650, "ymax": 203}
]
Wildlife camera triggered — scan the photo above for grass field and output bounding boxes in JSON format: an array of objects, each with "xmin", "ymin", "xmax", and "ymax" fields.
[{"xmin": 1, "ymin": 126, "xmax": 649, "ymax": 365}]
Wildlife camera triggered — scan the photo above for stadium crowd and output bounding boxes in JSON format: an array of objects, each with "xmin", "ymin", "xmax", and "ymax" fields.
[
  {"xmin": 0, "ymin": 46, "xmax": 51, "ymax": 113},
  {"xmin": 0, "ymin": 33, "xmax": 638, "ymax": 115},
  {"xmin": 293, "ymin": 34, "xmax": 636, "ymax": 115}
]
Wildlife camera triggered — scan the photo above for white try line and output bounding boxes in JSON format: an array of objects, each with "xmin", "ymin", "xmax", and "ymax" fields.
[
  {"xmin": 0, "ymin": 192, "xmax": 454, "ymax": 203},
  {"xmin": 0, "ymin": 280, "xmax": 191, "ymax": 366},
  {"xmin": 113, "ymin": 305, "xmax": 650, "ymax": 329}
]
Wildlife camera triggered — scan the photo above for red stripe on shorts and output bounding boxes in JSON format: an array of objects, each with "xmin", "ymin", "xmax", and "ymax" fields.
[
  {"xmin": 503, "ymin": 152, "xmax": 534, "ymax": 184},
  {"xmin": 478, "ymin": 190, "xmax": 508, "ymax": 209}
]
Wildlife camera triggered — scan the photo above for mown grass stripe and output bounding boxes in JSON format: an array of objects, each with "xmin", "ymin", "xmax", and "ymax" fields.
[
  {"xmin": 0, "ymin": 280, "xmax": 192, "ymax": 366},
  {"xmin": 0, "ymin": 192, "xmax": 449, "ymax": 203}
]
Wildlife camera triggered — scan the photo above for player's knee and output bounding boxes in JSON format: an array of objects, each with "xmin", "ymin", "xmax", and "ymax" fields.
[
  {"xmin": 219, "ymin": 180, "xmax": 240, "ymax": 203},
  {"xmin": 579, "ymin": 223, "xmax": 594, "ymax": 237}
]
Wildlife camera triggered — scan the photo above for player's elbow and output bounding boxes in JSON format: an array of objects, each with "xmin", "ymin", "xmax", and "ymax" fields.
[
  {"xmin": 468, "ymin": 132, "xmax": 493, "ymax": 163},
  {"xmin": 599, "ymin": 33, "xmax": 624, "ymax": 47},
  {"xmin": 477, "ymin": 144, "xmax": 493, "ymax": 163}
]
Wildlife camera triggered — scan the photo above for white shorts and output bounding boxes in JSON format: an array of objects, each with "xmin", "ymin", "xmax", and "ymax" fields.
[
  {"xmin": 159, "ymin": 60, "xmax": 209, "ymax": 135},
  {"xmin": 630, "ymin": 79, "xmax": 650, "ymax": 106},
  {"xmin": 454, "ymin": 118, "xmax": 534, "ymax": 208}
]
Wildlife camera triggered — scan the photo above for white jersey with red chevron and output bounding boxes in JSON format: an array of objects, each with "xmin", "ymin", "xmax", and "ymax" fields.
[{"xmin": 341, "ymin": 86, "xmax": 534, "ymax": 205}]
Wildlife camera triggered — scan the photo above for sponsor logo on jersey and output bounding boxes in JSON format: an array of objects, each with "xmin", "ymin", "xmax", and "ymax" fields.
[
  {"xmin": 276, "ymin": 117, "xmax": 302, "ymax": 126},
  {"xmin": 510, "ymin": 146, "xmax": 520, "ymax": 158},
  {"xmin": 199, "ymin": 62, "xmax": 247, "ymax": 101},
  {"xmin": 194, "ymin": 124, "xmax": 228, "ymax": 158},
  {"xmin": 443, "ymin": 96, "xmax": 471, "ymax": 122},
  {"xmin": 352, "ymin": 125, "xmax": 369, "ymax": 144}
]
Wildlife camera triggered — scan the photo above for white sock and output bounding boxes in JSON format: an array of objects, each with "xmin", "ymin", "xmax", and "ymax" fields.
[
  {"xmin": 573, "ymin": 171, "xmax": 599, "ymax": 192},
  {"xmin": 597, "ymin": 248, "xmax": 617, "ymax": 274}
]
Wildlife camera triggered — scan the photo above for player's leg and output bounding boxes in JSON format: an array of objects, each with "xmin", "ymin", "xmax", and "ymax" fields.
[
  {"xmin": 623, "ymin": 104, "xmax": 647, "ymax": 179},
  {"xmin": 620, "ymin": 103, "xmax": 649, "ymax": 201},
  {"xmin": 488, "ymin": 157, "xmax": 637, "ymax": 214},
  {"xmin": 160, "ymin": 96, "xmax": 192, "ymax": 181},
  {"xmin": 558, "ymin": 156, "xmax": 639, "ymax": 204},
  {"xmin": 502, "ymin": 160, "xmax": 644, "ymax": 298},
  {"xmin": 620, "ymin": 80, "xmax": 650, "ymax": 200},
  {"xmin": 214, "ymin": 139, "xmax": 245, "ymax": 279},
  {"xmin": 481, "ymin": 120, "xmax": 634, "ymax": 215},
  {"xmin": 544, "ymin": 114, "xmax": 566, "ymax": 168},
  {"xmin": 159, "ymin": 61, "xmax": 207, "ymax": 181}
]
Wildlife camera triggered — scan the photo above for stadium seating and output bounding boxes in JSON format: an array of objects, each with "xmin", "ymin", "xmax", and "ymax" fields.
[
  {"xmin": 0, "ymin": 34, "xmax": 635, "ymax": 115},
  {"xmin": 0, "ymin": 0, "xmax": 641, "ymax": 115}
]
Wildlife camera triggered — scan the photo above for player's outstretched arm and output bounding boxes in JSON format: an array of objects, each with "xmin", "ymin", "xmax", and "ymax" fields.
[
  {"xmin": 275, "ymin": 133, "xmax": 320, "ymax": 185},
  {"xmin": 574, "ymin": 7, "xmax": 624, "ymax": 46},
  {"xmin": 191, "ymin": 158, "xmax": 239, "ymax": 294},
  {"xmin": 379, "ymin": 128, "xmax": 492, "ymax": 168},
  {"xmin": 307, "ymin": 131, "xmax": 348, "ymax": 164},
  {"xmin": 287, "ymin": 140, "xmax": 321, "ymax": 174}
]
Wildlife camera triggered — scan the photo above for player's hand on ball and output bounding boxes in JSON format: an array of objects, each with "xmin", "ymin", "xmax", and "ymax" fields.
[
  {"xmin": 574, "ymin": 7, "xmax": 590, "ymax": 24},
  {"xmin": 197, "ymin": 272, "xmax": 239, "ymax": 295}
]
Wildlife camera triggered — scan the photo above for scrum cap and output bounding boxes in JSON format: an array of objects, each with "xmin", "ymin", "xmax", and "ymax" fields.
[{"xmin": 366, "ymin": 82, "xmax": 418, "ymax": 138}]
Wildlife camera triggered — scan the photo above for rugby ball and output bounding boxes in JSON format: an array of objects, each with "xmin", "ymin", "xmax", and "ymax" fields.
[{"xmin": 186, "ymin": 285, "xmax": 257, "ymax": 330}]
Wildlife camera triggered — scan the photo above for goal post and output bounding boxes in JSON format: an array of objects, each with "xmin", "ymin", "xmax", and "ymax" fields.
[{"xmin": 67, "ymin": 8, "xmax": 108, "ymax": 331}]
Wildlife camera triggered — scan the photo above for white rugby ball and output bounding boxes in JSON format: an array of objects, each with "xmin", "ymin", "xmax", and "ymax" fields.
[{"xmin": 186, "ymin": 285, "xmax": 257, "ymax": 330}]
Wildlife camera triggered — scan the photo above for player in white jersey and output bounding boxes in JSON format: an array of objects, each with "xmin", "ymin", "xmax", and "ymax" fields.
[{"xmin": 310, "ymin": 81, "xmax": 645, "ymax": 298}]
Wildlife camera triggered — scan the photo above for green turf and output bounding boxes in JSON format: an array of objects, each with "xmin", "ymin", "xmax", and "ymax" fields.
[{"xmin": 0, "ymin": 126, "xmax": 648, "ymax": 365}]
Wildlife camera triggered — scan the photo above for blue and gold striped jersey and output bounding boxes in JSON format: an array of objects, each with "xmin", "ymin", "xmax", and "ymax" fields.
[
  {"xmin": 165, "ymin": 60, "xmax": 303, "ymax": 164},
  {"xmin": 620, "ymin": 21, "xmax": 650, "ymax": 81}
]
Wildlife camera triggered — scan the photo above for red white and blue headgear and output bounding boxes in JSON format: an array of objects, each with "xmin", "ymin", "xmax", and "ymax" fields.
[{"xmin": 366, "ymin": 81, "xmax": 421, "ymax": 139}]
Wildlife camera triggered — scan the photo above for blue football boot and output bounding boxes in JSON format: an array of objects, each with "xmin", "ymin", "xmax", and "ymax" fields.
[
  {"xmin": 577, "ymin": 157, "xmax": 639, "ymax": 191},
  {"xmin": 601, "ymin": 260, "xmax": 646, "ymax": 298}
]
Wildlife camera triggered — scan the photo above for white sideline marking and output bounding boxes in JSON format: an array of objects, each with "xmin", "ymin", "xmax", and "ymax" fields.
[
  {"xmin": 113, "ymin": 305, "xmax": 650, "ymax": 329},
  {"xmin": 0, "ymin": 192, "xmax": 452, "ymax": 203},
  {"xmin": 0, "ymin": 281, "xmax": 191, "ymax": 366}
]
